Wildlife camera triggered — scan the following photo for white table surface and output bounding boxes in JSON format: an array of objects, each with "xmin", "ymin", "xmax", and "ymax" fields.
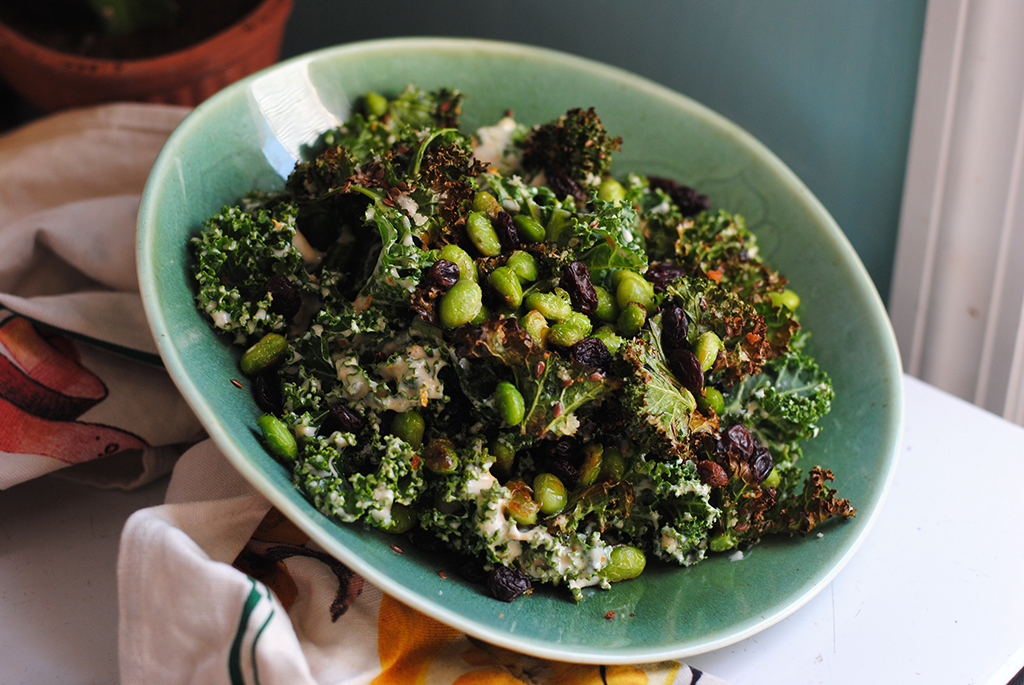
[{"xmin": 1, "ymin": 374, "xmax": 1022, "ymax": 684}]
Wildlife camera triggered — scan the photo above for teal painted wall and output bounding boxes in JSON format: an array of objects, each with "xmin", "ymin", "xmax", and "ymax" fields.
[{"xmin": 280, "ymin": 1, "xmax": 928, "ymax": 302}]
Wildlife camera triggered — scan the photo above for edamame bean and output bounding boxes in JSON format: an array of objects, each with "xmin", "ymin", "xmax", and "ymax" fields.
[
  {"xmin": 593, "ymin": 284, "xmax": 619, "ymax": 323},
  {"xmin": 615, "ymin": 272, "xmax": 655, "ymax": 312},
  {"xmin": 439, "ymin": 280, "xmax": 483, "ymax": 328},
  {"xmin": 472, "ymin": 190, "xmax": 502, "ymax": 219},
  {"xmin": 439, "ymin": 244, "xmax": 477, "ymax": 282},
  {"xmin": 697, "ymin": 386, "xmax": 725, "ymax": 416},
  {"xmin": 695, "ymin": 330, "xmax": 723, "ymax": 372},
  {"xmin": 578, "ymin": 443, "xmax": 603, "ymax": 486},
  {"xmin": 390, "ymin": 410, "xmax": 425, "ymax": 449},
  {"xmin": 532, "ymin": 473, "xmax": 567, "ymax": 515},
  {"xmin": 769, "ymin": 288, "xmax": 801, "ymax": 310},
  {"xmin": 512, "ymin": 214, "xmax": 546, "ymax": 243},
  {"xmin": 240, "ymin": 333, "xmax": 288, "ymax": 376},
  {"xmin": 762, "ymin": 466, "xmax": 781, "ymax": 489},
  {"xmin": 592, "ymin": 325, "xmax": 624, "ymax": 355},
  {"xmin": 381, "ymin": 502, "xmax": 416, "ymax": 534},
  {"xmin": 365, "ymin": 91, "xmax": 388, "ymax": 118},
  {"xmin": 597, "ymin": 178, "xmax": 626, "ymax": 203},
  {"xmin": 599, "ymin": 445, "xmax": 627, "ymax": 481},
  {"xmin": 506, "ymin": 250, "xmax": 539, "ymax": 282},
  {"xmin": 523, "ymin": 291, "xmax": 572, "ymax": 321},
  {"xmin": 466, "ymin": 211, "xmax": 502, "ymax": 257},
  {"xmin": 507, "ymin": 480, "xmax": 540, "ymax": 526},
  {"xmin": 548, "ymin": 320, "xmax": 587, "ymax": 347},
  {"xmin": 257, "ymin": 414, "xmax": 297, "ymax": 460},
  {"xmin": 521, "ymin": 310, "xmax": 550, "ymax": 346},
  {"xmin": 490, "ymin": 439, "xmax": 516, "ymax": 477},
  {"xmin": 601, "ymin": 545, "xmax": 646, "ymax": 582},
  {"xmin": 492, "ymin": 381, "xmax": 526, "ymax": 426},
  {"xmin": 423, "ymin": 438, "xmax": 459, "ymax": 474},
  {"xmin": 487, "ymin": 266, "xmax": 523, "ymax": 309},
  {"xmin": 617, "ymin": 301, "xmax": 647, "ymax": 337}
]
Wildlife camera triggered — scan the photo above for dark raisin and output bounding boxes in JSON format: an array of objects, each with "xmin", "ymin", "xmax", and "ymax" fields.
[
  {"xmin": 319, "ymin": 404, "xmax": 364, "ymax": 436},
  {"xmin": 751, "ymin": 446, "xmax": 775, "ymax": 483},
  {"xmin": 722, "ymin": 424, "xmax": 756, "ymax": 458},
  {"xmin": 646, "ymin": 262, "xmax": 687, "ymax": 292},
  {"xmin": 668, "ymin": 348, "xmax": 704, "ymax": 394},
  {"xmin": 493, "ymin": 211, "xmax": 519, "ymax": 252},
  {"xmin": 538, "ymin": 437, "xmax": 581, "ymax": 465},
  {"xmin": 647, "ymin": 176, "xmax": 710, "ymax": 217},
  {"xmin": 547, "ymin": 458, "xmax": 579, "ymax": 490},
  {"xmin": 561, "ymin": 261, "xmax": 598, "ymax": 315},
  {"xmin": 569, "ymin": 337, "xmax": 612, "ymax": 371},
  {"xmin": 660, "ymin": 302, "xmax": 689, "ymax": 351},
  {"xmin": 252, "ymin": 368, "xmax": 282, "ymax": 415},
  {"xmin": 547, "ymin": 170, "xmax": 583, "ymax": 203},
  {"xmin": 426, "ymin": 259, "xmax": 460, "ymax": 289},
  {"xmin": 696, "ymin": 460, "xmax": 729, "ymax": 487},
  {"xmin": 487, "ymin": 565, "xmax": 533, "ymax": 602},
  {"xmin": 264, "ymin": 274, "xmax": 302, "ymax": 319}
]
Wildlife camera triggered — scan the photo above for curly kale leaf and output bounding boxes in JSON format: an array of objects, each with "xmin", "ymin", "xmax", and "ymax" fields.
[
  {"xmin": 190, "ymin": 201, "xmax": 314, "ymax": 344},
  {"xmin": 722, "ymin": 351, "xmax": 834, "ymax": 462},
  {"xmin": 452, "ymin": 318, "xmax": 619, "ymax": 439},
  {"xmin": 619, "ymin": 315, "xmax": 697, "ymax": 457},
  {"xmin": 568, "ymin": 199, "xmax": 648, "ymax": 275},
  {"xmin": 518, "ymin": 107, "xmax": 622, "ymax": 195}
]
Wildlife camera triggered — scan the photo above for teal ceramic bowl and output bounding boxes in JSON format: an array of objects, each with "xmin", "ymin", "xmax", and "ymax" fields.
[{"xmin": 138, "ymin": 38, "xmax": 903, "ymax": 663}]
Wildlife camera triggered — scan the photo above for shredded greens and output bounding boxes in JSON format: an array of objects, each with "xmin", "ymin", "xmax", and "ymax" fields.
[{"xmin": 190, "ymin": 85, "xmax": 854, "ymax": 602}]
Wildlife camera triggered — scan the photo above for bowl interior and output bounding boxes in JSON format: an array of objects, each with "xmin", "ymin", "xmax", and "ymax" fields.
[{"xmin": 138, "ymin": 38, "xmax": 903, "ymax": 663}]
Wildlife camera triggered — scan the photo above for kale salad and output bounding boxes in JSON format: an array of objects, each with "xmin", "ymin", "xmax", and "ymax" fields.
[{"xmin": 190, "ymin": 86, "xmax": 854, "ymax": 602}]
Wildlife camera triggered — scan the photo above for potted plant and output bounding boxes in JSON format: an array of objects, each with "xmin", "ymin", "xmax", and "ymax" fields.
[{"xmin": 0, "ymin": 0, "xmax": 294, "ymax": 112}]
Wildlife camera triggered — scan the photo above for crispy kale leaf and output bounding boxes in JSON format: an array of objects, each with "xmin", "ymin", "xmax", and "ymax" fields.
[
  {"xmin": 619, "ymin": 314, "xmax": 697, "ymax": 457},
  {"xmin": 518, "ymin": 107, "xmax": 622, "ymax": 197}
]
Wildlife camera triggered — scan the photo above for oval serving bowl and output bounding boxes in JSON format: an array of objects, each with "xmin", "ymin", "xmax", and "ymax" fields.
[{"xmin": 137, "ymin": 37, "xmax": 903, "ymax": 664}]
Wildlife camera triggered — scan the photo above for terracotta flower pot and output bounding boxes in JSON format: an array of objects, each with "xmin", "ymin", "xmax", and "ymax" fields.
[{"xmin": 0, "ymin": 0, "xmax": 293, "ymax": 112}]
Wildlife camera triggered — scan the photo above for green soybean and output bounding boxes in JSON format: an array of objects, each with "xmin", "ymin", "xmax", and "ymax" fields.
[
  {"xmin": 769, "ymin": 288, "xmax": 801, "ymax": 310},
  {"xmin": 513, "ymin": 214, "xmax": 546, "ymax": 243},
  {"xmin": 523, "ymin": 291, "xmax": 572, "ymax": 321},
  {"xmin": 599, "ymin": 445, "xmax": 627, "ymax": 481},
  {"xmin": 521, "ymin": 309, "xmax": 550, "ymax": 346},
  {"xmin": 548, "ymin": 320, "xmax": 587, "ymax": 347},
  {"xmin": 597, "ymin": 178, "xmax": 626, "ymax": 203},
  {"xmin": 472, "ymin": 190, "xmax": 502, "ymax": 218},
  {"xmin": 466, "ymin": 211, "xmax": 502, "ymax": 257},
  {"xmin": 365, "ymin": 91, "xmax": 388, "ymax": 118},
  {"xmin": 390, "ymin": 410, "xmax": 425, "ymax": 449},
  {"xmin": 593, "ymin": 284, "xmax": 619, "ymax": 322},
  {"xmin": 592, "ymin": 325, "xmax": 624, "ymax": 355},
  {"xmin": 617, "ymin": 301, "xmax": 647, "ymax": 337},
  {"xmin": 257, "ymin": 414, "xmax": 297, "ymax": 460},
  {"xmin": 696, "ymin": 330, "xmax": 723, "ymax": 372},
  {"xmin": 506, "ymin": 250, "xmax": 539, "ymax": 282},
  {"xmin": 532, "ymin": 473, "xmax": 567, "ymax": 515},
  {"xmin": 762, "ymin": 466, "xmax": 781, "ymax": 489},
  {"xmin": 602, "ymin": 545, "xmax": 646, "ymax": 582},
  {"xmin": 487, "ymin": 266, "xmax": 523, "ymax": 309},
  {"xmin": 240, "ymin": 333, "xmax": 288, "ymax": 376},
  {"xmin": 490, "ymin": 438, "xmax": 517, "ymax": 477},
  {"xmin": 492, "ymin": 381, "xmax": 526, "ymax": 426},
  {"xmin": 423, "ymin": 439, "xmax": 459, "ymax": 474},
  {"xmin": 615, "ymin": 271, "xmax": 655, "ymax": 312},
  {"xmin": 439, "ymin": 280, "xmax": 483, "ymax": 328},
  {"xmin": 381, "ymin": 502, "xmax": 417, "ymax": 534},
  {"xmin": 470, "ymin": 302, "xmax": 491, "ymax": 325},
  {"xmin": 578, "ymin": 443, "xmax": 603, "ymax": 486},
  {"xmin": 438, "ymin": 244, "xmax": 476, "ymax": 282},
  {"xmin": 697, "ymin": 386, "xmax": 726, "ymax": 416},
  {"xmin": 507, "ymin": 480, "xmax": 540, "ymax": 525}
]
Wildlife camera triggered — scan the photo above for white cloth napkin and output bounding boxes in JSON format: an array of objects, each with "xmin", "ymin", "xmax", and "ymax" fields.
[{"xmin": 0, "ymin": 104, "xmax": 730, "ymax": 685}]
